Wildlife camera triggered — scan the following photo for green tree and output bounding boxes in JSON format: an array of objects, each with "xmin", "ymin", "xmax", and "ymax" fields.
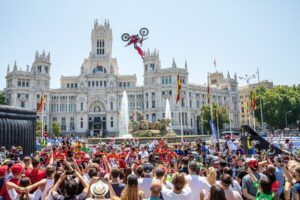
[
  {"xmin": 255, "ymin": 85, "xmax": 300, "ymax": 129},
  {"xmin": 36, "ymin": 120, "xmax": 42, "ymax": 137},
  {"xmin": 200, "ymin": 104, "xmax": 230, "ymax": 133},
  {"xmin": 0, "ymin": 92, "xmax": 6, "ymax": 105},
  {"xmin": 52, "ymin": 122, "xmax": 61, "ymax": 137}
]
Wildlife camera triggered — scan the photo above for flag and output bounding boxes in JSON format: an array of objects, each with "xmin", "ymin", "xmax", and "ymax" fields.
[
  {"xmin": 176, "ymin": 74, "xmax": 181, "ymax": 104},
  {"xmin": 245, "ymin": 101, "xmax": 250, "ymax": 113},
  {"xmin": 37, "ymin": 93, "xmax": 46, "ymax": 112},
  {"xmin": 251, "ymin": 91, "xmax": 257, "ymax": 110},
  {"xmin": 210, "ymin": 120, "xmax": 219, "ymax": 143},
  {"xmin": 207, "ymin": 78, "xmax": 211, "ymax": 104}
]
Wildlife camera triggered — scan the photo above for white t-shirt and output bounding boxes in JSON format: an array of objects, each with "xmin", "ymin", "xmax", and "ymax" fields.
[
  {"xmin": 42, "ymin": 178, "xmax": 54, "ymax": 200},
  {"xmin": 8, "ymin": 188, "xmax": 42, "ymax": 200},
  {"xmin": 185, "ymin": 174, "xmax": 211, "ymax": 200},
  {"xmin": 138, "ymin": 177, "xmax": 153, "ymax": 199},
  {"xmin": 224, "ymin": 188, "xmax": 243, "ymax": 200},
  {"xmin": 216, "ymin": 180, "xmax": 241, "ymax": 194},
  {"xmin": 162, "ymin": 186, "xmax": 192, "ymax": 200},
  {"xmin": 139, "ymin": 150, "xmax": 149, "ymax": 159}
]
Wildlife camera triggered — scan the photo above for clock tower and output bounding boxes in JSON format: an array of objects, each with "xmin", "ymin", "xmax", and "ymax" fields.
[{"xmin": 90, "ymin": 19, "xmax": 112, "ymax": 59}]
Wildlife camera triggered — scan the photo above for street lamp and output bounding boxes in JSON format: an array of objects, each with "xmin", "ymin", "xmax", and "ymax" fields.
[
  {"xmin": 239, "ymin": 74, "xmax": 256, "ymax": 127},
  {"xmin": 285, "ymin": 110, "xmax": 292, "ymax": 128}
]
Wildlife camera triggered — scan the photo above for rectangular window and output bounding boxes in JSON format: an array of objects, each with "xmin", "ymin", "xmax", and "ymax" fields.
[
  {"xmin": 26, "ymin": 82, "xmax": 29, "ymax": 87},
  {"xmin": 21, "ymin": 102, "xmax": 25, "ymax": 108},
  {"xmin": 45, "ymin": 66, "xmax": 48, "ymax": 73},
  {"xmin": 110, "ymin": 102, "xmax": 113, "ymax": 110},
  {"xmin": 81, "ymin": 102, "xmax": 83, "ymax": 111},
  {"xmin": 104, "ymin": 81, "xmax": 106, "ymax": 87},
  {"xmin": 38, "ymin": 66, "xmax": 42, "ymax": 72},
  {"xmin": 88, "ymin": 81, "xmax": 90, "ymax": 87},
  {"xmin": 100, "ymin": 81, "xmax": 102, "ymax": 87},
  {"xmin": 152, "ymin": 100, "xmax": 155, "ymax": 108},
  {"xmin": 18, "ymin": 81, "xmax": 21, "ymax": 86}
]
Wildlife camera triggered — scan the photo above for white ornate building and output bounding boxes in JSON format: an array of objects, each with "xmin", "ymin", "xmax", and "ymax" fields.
[{"xmin": 4, "ymin": 20, "xmax": 240, "ymax": 136}]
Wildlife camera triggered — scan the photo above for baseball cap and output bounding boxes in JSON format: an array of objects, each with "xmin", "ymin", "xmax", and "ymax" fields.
[
  {"xmin": 11, "ymin": 163, "xmax": 23, "ymax": 174},
  {"xmin": 0, "ymin": 165, "xmax": 8, "ymax": 177},
  {"xmin": 249, "ymin": 160, "xmax": 258, "ymax": 171}
]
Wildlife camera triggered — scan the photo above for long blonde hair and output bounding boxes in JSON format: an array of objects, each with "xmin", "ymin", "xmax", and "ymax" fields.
[
  {"xmin": 120, "ymin": 185, "xmax": 140, "ymax": 200},
  {"xmin": 207, "ymin": 167, "xmax": 217, "ymax": 186}
]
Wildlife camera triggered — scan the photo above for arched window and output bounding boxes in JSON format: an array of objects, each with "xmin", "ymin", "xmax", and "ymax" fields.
[
  {"xmin": 152, "ymin": 113, "xmax": 156, "ymax": 122},
  {"xmin": 96, "ymin": 39, "xmax": 105, "ymax": 55},
  {"xmin": 110, "ymin": 117, "xmax": 113, "ymax": 128},
  {"xmin": 93, "ymin": 66, "xmax": 107, "ymax": 74}
]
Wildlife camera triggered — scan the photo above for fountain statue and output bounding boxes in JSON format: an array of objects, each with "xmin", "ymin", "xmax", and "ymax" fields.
[{"xmin": 119, "ymin": 90, "xmax": 132, "ymax": 138}]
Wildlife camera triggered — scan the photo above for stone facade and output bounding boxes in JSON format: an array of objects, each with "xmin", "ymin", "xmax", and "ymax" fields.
[
  {"xmin": 4, "ymin": 19, "xmax": 240, "ymax": 136},
  {"xmin": 239, "ymin": 80, "xmax": 273, "ymax": 128}
]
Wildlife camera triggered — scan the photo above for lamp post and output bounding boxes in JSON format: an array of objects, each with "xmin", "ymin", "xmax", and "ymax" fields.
[
  {"xmin": 285, "ymin": 110, "xmax": 292, "ymax": 128},
  {"xmin": 239, "ymin": 74, "xmax": 256, "ymax": 127}
]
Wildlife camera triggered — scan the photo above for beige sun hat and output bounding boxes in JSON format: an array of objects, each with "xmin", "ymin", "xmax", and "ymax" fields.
[{"xmin": 90, "ymin": 180, "xmax": 109, "ymax": 198}]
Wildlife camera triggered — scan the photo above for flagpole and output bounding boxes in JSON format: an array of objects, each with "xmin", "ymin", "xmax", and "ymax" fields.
[
  {"xmin": 216, "ymin": 114, "xmax": 219, "ymax": 139},
  {"xmin": 208, "ymin": 73, "xmax": 213, "ymax": 122},
  {"xmin": 180, "ymin": 106, "xmax": 183, "ymax": 143},
  {"xmin": 41, "ymin": 105, "xmax": 44, "ymax": 141},
  {"xmin": 253, "ymin": 109, "xmax": 256, "ymax": 130},
  {"xmin": 257, "ymin": 68, "xmax": 264, "ymax": 131}
]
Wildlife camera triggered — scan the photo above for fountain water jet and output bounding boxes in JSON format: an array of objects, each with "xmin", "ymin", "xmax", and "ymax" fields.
[
  {"xmin": 165, "ymin": 98, "xmax": 172, "ymax": 129},
  {"xmin": 119, "ymin": 90, "xmax": 132, "ymax": 138}
]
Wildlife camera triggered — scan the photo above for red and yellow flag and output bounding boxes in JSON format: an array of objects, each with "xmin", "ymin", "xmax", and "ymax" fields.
[
  {"xmin": 245, "ymin": 101, "xmax": 250, "ymax": 113},
  {"xmin": 37, "ymin": 93, "xmax": 46, "ymax": 112},
  {"xmin": 176, "ymin": 74, "xmax": 181, "ymax": 104}
]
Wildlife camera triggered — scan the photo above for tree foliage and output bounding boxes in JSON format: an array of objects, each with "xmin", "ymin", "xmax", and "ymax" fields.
[
  {"xmin": 200, "ymin": 104, "xmax": 230, "ymax": 133},
  {"xmin": 52, "ymin": 122, "xmax": 61, "ymax": 137},
  {"xmin": 0, "ymin": 92, "xmax": 6, "ymax": 105},
  {"xmin": 255, "ymin": 85, "xmax": 300, "ymax": 129},
  {"xmin": 36, "ymin": 120, "xmax": 42, "ymax": 137}
]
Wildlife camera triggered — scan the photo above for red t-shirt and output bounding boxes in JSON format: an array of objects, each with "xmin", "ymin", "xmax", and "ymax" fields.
[
  {"xmin": 0, "ymin": 178, "xmax": 19, "ymax": 200},
  {"xmin": 54, "ymin": 152, "xmax": 66, "ymax": 161},
  {"xmin": 107, "ymin": 153, "xmax": 119, "ymax": 163},
  {"xmin": 75, "ymin": 151, "xmax": 85, "ymax": 160},
  {"xmin": 25, "ymin": 168, "xmax": 46, "ymax": 184}
]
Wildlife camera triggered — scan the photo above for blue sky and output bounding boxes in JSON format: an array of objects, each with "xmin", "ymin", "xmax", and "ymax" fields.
[{"xmin": 0, "ymin": 0, "xmax": 299, "ymax": 89}]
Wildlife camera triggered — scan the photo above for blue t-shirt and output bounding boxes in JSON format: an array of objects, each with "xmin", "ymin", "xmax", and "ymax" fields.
[
  {"xmin": 175, "ymin": 149, "xmax": 184, "ymax": 156},
  {"xmin": 292, "ymin": 181, "xmax": 300, "ymax": 198},
  {"xmin": 275, "ymin": 167, "xmax": 284, "ymax": 194}
]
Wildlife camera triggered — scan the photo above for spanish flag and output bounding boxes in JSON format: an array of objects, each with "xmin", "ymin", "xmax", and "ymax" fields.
[
  {"xmin": 176, "ymin": 74, "xmax": 181, "ymax": 104},
  {"xmin": 245, "ymin": 101, "xmax": 250, "ymax": 113},
  {"xmin": 207, "ymin": 79, "xmax": 211, "ymax": 104},
  {"xmin": 37, "ymin": 93, "xmax": 46, "ymax": 112},
  {"xmin": 251, "ymin": 91, "xmax": 257, "ymax": 110}
]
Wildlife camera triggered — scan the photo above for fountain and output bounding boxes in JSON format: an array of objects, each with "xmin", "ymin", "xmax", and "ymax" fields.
[
  {"xmin": 119, "ymin": 90, "xmax": 132, "ymax": 138},
  {"xmin": 165, "ymin": 98, "xmax": 172, "ymax": 129}
]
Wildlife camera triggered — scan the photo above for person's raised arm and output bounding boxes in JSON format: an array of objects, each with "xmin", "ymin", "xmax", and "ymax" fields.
[
  {"xmin": 102, "ymin": 155, "xmax": 112, "ymax": 173},
  {"xmin": 248, "ymin": 168, "xmax": 257, "ymax": 183},
  {"xmin": 26, "ymin": 179, "xmax": 47, "ymax": 192},
  {"xmin": 50, "ymin": 173, "xmax": 67, "ymax": 197},
  {"xmin": 75, "ymin": 170, "xmax": 89, "ymax": 194},
  {"xmin": 71, "ymin": 157, "xmax": 81, "ymax": 174}
]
